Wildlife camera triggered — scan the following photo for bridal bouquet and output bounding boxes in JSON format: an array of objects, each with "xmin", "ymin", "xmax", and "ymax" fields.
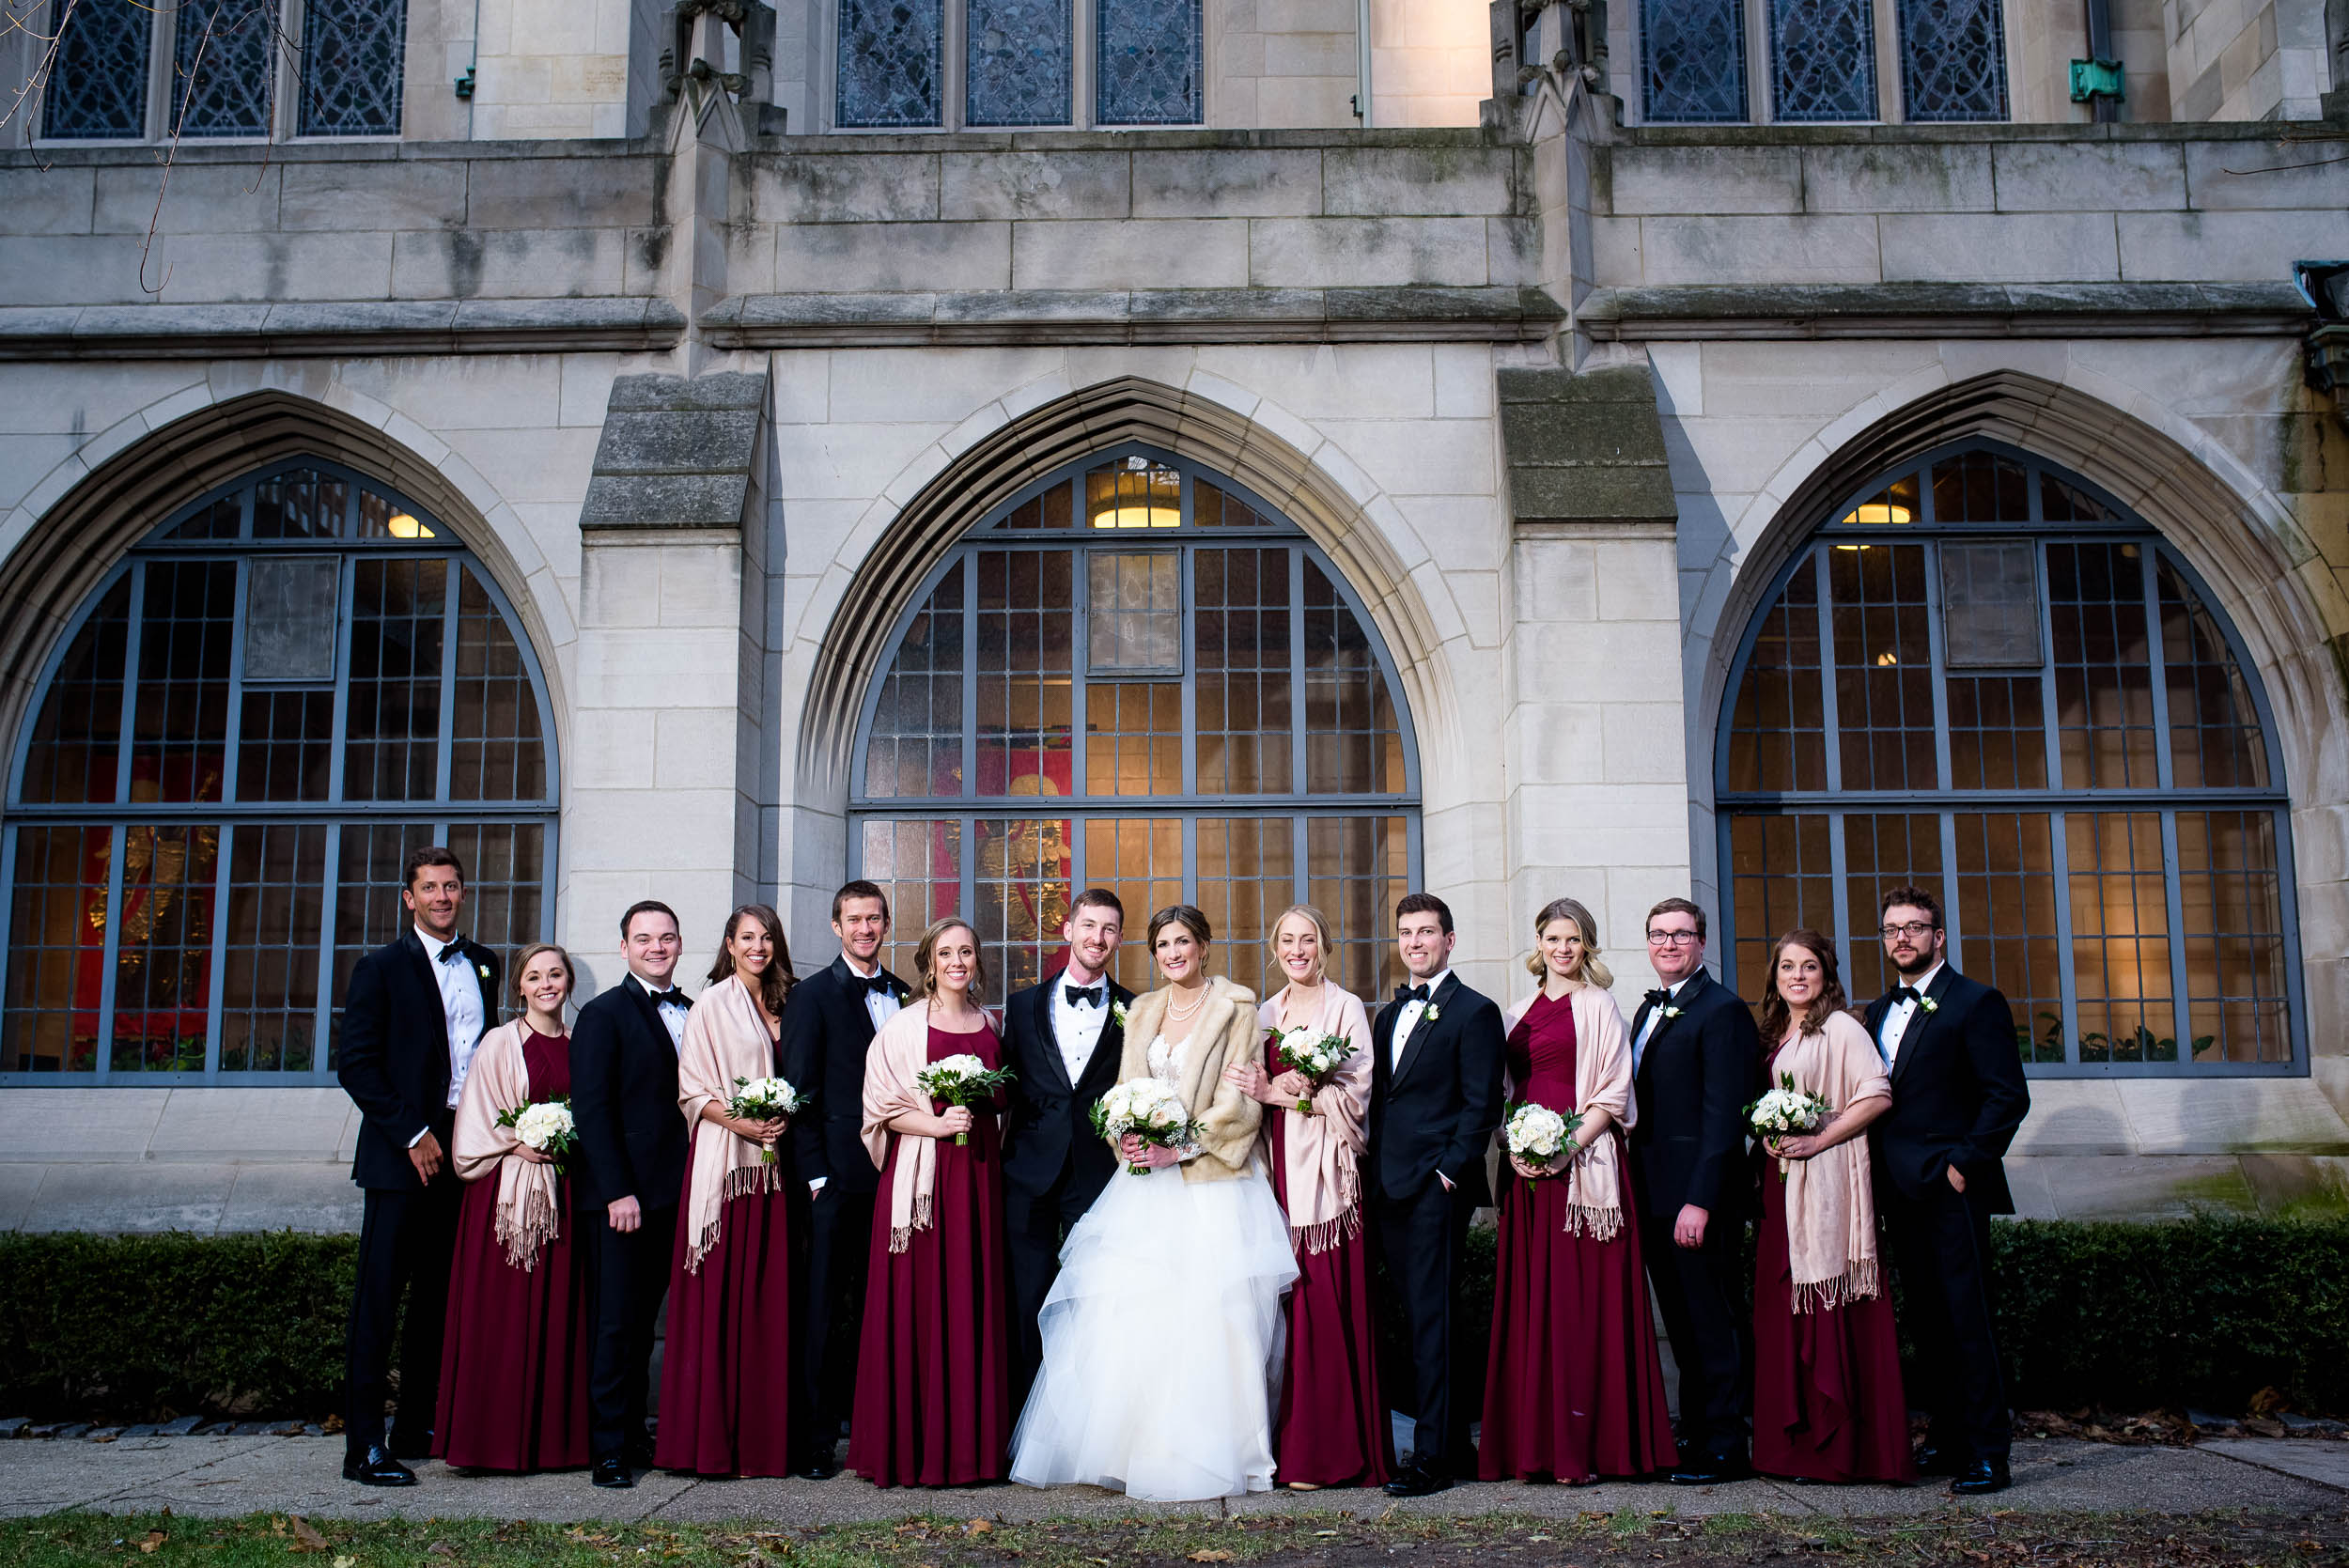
[
  {"xmin": 728, "ymin": 1075, "xmax": 804, "ymax": 1165},
  {"xmin": 1503, "ymin": 1099, "xmax": 1583, "ymax": 1175},
  {"xmin": 495, "ymin": 1096, "xmax": 577, "ymax": 1172},
  {"xmin": 1089, "ymin": 1078, "xmax": 1195, "ymax": 1174},
  {"xmin": 1749, "ymin": 1072, "xmax": 1832, "ymax": 1176},
  {"xmin": 916, "ymin": 1053, "xmax": 1019, "ymax": 1145},
  {"xmin": 1268, "ymin": 1025, "xmax": 1357, "ymax": 1114}
]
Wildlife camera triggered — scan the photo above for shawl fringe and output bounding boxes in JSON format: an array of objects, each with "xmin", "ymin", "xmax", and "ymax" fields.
[
  {"xmin": 685, "ymin": 1159, "xmax": 778, "ymax": 1274},
  {"xmin": 494, "ymin": 1170, "xmax": 562, "ymax": 1272},
  {"xmin": 1561, "ymin": 1199, "xmax": 1625, "ymax": 1242},
  {"xmin": 1790, "ymin": 1256, "xmax": 1880, "ymax": 1315},
  {"xmin": 888, "ymin": 1191, "xmax": 935, "ymax": 1255},
  {"xmin": 1292, "ymin": 1202, "xmax": 1361, "ymax": 1256}
]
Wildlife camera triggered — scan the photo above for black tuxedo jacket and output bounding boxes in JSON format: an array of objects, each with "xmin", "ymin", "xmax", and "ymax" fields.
[
  {"xmin": 779, "ymin": 955, "xmax": 910, "ymax": 1195},
  {"xmin": 1367, "ymin": 972, "xmax": 1506, "ymax": 1207},
  {"xmin": 999, "ymin": 967, "xmax": 1133, "ymax": 1200},
  {"xmin": 337, "ymin": 929, "xmax": 503, "ymax": 1191},
  {"xmin": 568, "ymin": 973, "xmax": 692, "ymax": 1213},
  {"xmin": 1626, "ymin": 968, "xmax": 1761, "ymax": 1220},
  {"xmin": 1863, "ymin": 966, "xmax": 2030, "ymax": 1212}
]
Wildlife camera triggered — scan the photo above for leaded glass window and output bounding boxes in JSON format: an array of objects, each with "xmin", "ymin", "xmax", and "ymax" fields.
[
  {"xmin": 2, "ymin": 460, "xmax": 558, "ymax": 1082},
  {"xmin": 43, "ymin": 0, "xmax": 152, "ymax": 139},
  {"xmin": 1898, "ymin": 0, "xmax": 2008, "ymax": 121},
  {"xmin": 1641, "ymin": 0, "xmax": 1748, "ymax": 123},
  {"xmin": 1096, "ymin": 0, "xmax": 1202, "ymax": 126},
  {"xmin": 853, "ymin": 446, "xmax": 1418, "ymax": 1001},
  {"xmin": 1718, "ymin": 443, "xmax": 2300, "ymax": 1075},
  {"xmin": 967, "ymin": 0, "xmax": 1070, "ymax": 126},
  {"xmin": 299, "ymin": 0, "xmax": 406, "ymax": 135},
  {"xmin": 838, "ymin": 0, "xmax": 945, "ymax": 127},
  {"xmin": 169, "ymin": 0, "xmax": 276, "ymax": 137},
  {"xmin": 1769, "ymin": 0, "xmax": 1875, "ymax": 121}
]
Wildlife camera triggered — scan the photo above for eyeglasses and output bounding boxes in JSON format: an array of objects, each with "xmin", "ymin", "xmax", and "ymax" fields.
[
  {"xmin": 1879, "ymin": 921, "xmax": 1937, "ymax": 939},
  {"xmin": 1645, "ymin": 930, "xmax": 1701, "ymax": 947}
]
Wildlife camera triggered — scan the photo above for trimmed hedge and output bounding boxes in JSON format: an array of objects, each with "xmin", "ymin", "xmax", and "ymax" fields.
[{"xmin": 0, "ymin": 1216, "xmax": 2342, "ymax": 1422}]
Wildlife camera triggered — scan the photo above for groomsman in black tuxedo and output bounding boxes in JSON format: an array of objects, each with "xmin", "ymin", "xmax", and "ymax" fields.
[
  {"xmin": 999, "ymin": 889, "xmax": 1132, "ymax": 1401},
  {"xmin": 780, "ymin": 879, "xmax": 910, "ymax": 1479},
  {"xmin": 1863, "ymin": 885, "xmax": 2030, "ymax": 1496},
  {"xmin": 1626, "ymin": 896, "xmax": 1761, "ymax": 1484},
  {"xmin": 335, "ymin": 846, "xmax": 502, "ymax": 1486},
  {"xmin": 1366, "ymin": 892, "xmax": 1506, "ymax": 1498},
  {"xmin": 569, "ymin": 900, "xmax": 692, "ymax": 1489}
]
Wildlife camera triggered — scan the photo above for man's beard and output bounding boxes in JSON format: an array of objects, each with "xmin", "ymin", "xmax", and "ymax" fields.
[{"xmin": 1891, "ymin": 948, "xmax": 1937, "ymax": 979}]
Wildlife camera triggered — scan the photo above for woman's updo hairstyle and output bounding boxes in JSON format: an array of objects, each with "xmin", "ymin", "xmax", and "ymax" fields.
[
  {"xmin": 1527, "ymin": 896, "xmax": 1615, "ymax": 989},
  {"xmin": 1146, "ymin": 904, "xmax": 1213, "ymax": 949}
]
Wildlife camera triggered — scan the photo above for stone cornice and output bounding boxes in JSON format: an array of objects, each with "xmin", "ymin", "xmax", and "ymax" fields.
[
  {"xmin": 1577, "ymin": 282, "xmax": 2312, "ymax": 341},
  {"xmin": 0, "ymin": 298, "xmax": 689, "ymax": 360}
]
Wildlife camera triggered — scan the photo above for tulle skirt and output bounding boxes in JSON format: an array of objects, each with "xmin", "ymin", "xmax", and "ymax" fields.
[{"xmin": 1009, "ymin": 1161, "xmax": 1299, "ymax": 1500}]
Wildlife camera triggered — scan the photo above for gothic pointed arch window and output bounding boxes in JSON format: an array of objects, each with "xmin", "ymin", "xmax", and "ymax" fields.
[
  {"xmin": 1717, "ymin": 442, "xmax": 2303, "ymax": 1074},
  {"xmin": 850, "ymin": 445, "xmax": 1420, "ymax": 1001},
  {"xmin": 2, "ymin": 459, "xmax": 558, "ymax": 1082}
]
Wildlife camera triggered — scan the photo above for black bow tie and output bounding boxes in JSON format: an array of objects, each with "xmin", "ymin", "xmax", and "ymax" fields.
[
  {"xmin": 1889, "ymin": 986, "xmax": 1924, "ymax": 1007},
  {"xmin": 435, "ymin": 939, "xmax": 467, "ymax": 966},
  {"xmin": 859, "ymin": 974, "xmax": 896, "ymax": 998},
  {"xmin": 1643, "ymin": 987, "xmax": 1671, "ymax": 1007},
  {"xmin": 1394, "ymin": 983, "xmax": 1431, "ymax": 1004},
  {"xmin": 649, "ymin": 987, "xmax": 688, "ymax": 1010},
  {"xmin": 1064, "ymin": 983, "xmax": 1103, "ymax": 1009}
]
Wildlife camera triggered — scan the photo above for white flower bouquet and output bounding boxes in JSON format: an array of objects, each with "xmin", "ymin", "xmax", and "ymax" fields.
[
  {"xmin": 915, "ymin": 1052, "xmax": 1019, "ymax": 1145},
  {"xmin": 728, "ymin": 1075, "xmax": 804, "ymax": 1165},
  {"xmin": 1503, "ymin": 1099, "xmax": 1584, "ymax": 1176},
  {"xmin": 1748, "ymin": 1071, "xmax": 1832, "ymax": 1175},
  {"xmin": 1088, "ymin": 1078, "xmax": 1196, "ymax": 1174},
  {"xmin": 494, "ymin": 1096, "xmax": 577, "ymax": 1172},
  {"xmin": 1268, "ymin": 1025, "xmax": 1357, "ymax": 1114}
]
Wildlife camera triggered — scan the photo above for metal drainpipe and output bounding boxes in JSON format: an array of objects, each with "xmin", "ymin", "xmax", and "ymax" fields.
[
  {"xmin": 2085, "ymin": 0, "xmax": 2118, "ymax": 122},
  {"xmin": 1356, "ymin": 0, "xmax": 1374, "ymax": 126}
]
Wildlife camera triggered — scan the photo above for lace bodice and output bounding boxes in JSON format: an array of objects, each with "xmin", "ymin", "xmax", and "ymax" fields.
[{"xmin": 1145, "ymin": 1032, "xmax": 1187, "ymax": 1088}]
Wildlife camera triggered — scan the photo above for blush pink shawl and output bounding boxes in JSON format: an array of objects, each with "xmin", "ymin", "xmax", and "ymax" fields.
[
  {"xmin": 450, "ymin": 1018, "xmax": 563, "ymax": 1271},
  {"xmin": 676, "ymin": 975, "xmax": 784, "ymax": 1274},
  {"xmin": 1256, "ymin": 984, "xmax": 1374, "ymax": 1255},
  {"xmin": 1500, "ymin": 985, "xmax": 1639, "ymax": 1241},
  {"xmin": 1771, "ymin": 1009, "xmax": 1891, "ymax": 1313}
]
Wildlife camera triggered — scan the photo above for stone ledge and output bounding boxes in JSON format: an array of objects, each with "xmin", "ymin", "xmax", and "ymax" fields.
[
  {"xmin": 702, "ymin": 286, "xmax": 1564, "ymax": 347},
  {"xmin": 580, "ymin": 370, "xmax": 770, "ymax": 534},
  {"xmin": 0, "ymin": 297, "xmax": 689, "ymax": 360},
  {"xmin": 1610, "ymin": 119, "xmax": 2344, "ymax": 147},
  {"xmin": 1498, "ymin": 364, "xmax": 1676, "ymax": 526},
  {"xmin": 1578, "ymin": 282, "xmax": 2311, "ymax": 340}
]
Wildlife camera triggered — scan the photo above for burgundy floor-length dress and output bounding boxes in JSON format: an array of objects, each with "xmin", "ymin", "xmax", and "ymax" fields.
[
  {"xmin": 846, "ymin": 1023, "xmax": 1014, "ymax": 1487},
  {"xmin": 654, "ymin": 1056, "xmax": 797, "ymax": 1477},
  {"xmin": 432, "ymin": 1027, "xmax": 593, "ymax": 1472},
  {"xmin": 1266, "ymin": 1111, "xmax": 1393, "ymax": 1488},
  {"xmin": 1752, "ymin": 1041, "xmax": 1919, "ymax": 1485},
  {"xmin": 1477, "ymin": 992, "xmax": 1677, "ymax": 1483}
]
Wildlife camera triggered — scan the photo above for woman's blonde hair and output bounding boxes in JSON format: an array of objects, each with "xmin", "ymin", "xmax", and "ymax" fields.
[
  {"xmin": 1264, "ymin": 904, "xmax": 1333, "ymax": 983},
  {"xmin": 914, "ymin": 917, "xmax": 988, "ymax": 1003},
  {"xmin": 509, "ymin": 942, "xmax": 573, "ymax": 1009},
  {"xmin": 1527, "ymin": 897, "xmax": 1614, "ymax": 989}
]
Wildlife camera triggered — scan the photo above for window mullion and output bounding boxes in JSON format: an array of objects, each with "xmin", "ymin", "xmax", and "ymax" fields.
[
  {"xmin": 1827, "ymin": 809, "xmax": 1851, "ymax": 993},
  {"xmin": 2048, "ymin": 809, "xmax": 2079, "ymax": 1067},
  {"xmin": 201, "ymin": 821, "xmax": 235, "ymax": 1078},
  {"xmin": 2157, "ymin": 809, "xmax": 2191, "ymax": 1068},
  {"xmin": 1288, "ymin": 545, "xmax": 1306, "ymax": 797},
  {"xmin": 1178, "ymin": 546, "xmax": 1197, "ymax": 798},
  {"xmin": 433, "ymin": 558, "xmax": 459, "ymax": 803},
  {"xmin": 313, "ymin": 819, "xmax": 340, "ymax": 1081},
  {"xmin": 94, "ymin": 823, "xmax": 129, "ymax": 1081},
  {"xmin": 1812, "ymin": 547, "xmax": 1842, "ymax": 795},
  {"xmin": 219, "ymin": 558, "xmax": 251, "ymax": 805},
  {"xmin": 113, "ymin": 562, "xmax": 148, "ymax": 804},
  {"xmin": 2141, "ymin": 546, "xmax": 2175, "ymax": 792}
]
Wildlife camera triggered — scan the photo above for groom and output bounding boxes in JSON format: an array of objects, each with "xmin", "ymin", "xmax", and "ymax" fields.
[{"xmin": 1367, "ymin": 892, "xmax": 1505, "ymax": 1497}]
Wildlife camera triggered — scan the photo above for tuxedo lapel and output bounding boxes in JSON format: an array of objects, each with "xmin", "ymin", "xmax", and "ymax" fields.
[
  {"xmin": 620, "ymin": 974, "xmax": 670, "ymax": 1047},
  {"xmin": 1889, "ymin": 967, "xmax": 1957, "ymax": 1086},
  {"xmin": 1033, "ymin": 969, "xmax": 1074, "ymax": 1092},
  {"xmin": 1391, "ymin": 973, "xmax": 1458, "ymax": 1089},
  {"xmin": 398, "ymin": 931, "xmax": 452, "ymax": 1079}
]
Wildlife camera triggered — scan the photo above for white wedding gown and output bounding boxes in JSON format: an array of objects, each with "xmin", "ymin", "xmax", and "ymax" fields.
[{"xmin": 1009, "ymin": 1032, "xmax": 1299, "ymax": 1500}]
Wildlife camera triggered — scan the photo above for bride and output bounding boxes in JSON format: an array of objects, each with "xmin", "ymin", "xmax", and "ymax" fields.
[{"xmin": 1009, "ymin": 905, "xmax": 1299, "ymax": 1500}]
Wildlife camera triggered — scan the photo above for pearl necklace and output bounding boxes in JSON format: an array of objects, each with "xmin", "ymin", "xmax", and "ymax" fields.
[{"xmin": 1165, "ymin": 984, "xmax": 1208, "ymax": 1022}]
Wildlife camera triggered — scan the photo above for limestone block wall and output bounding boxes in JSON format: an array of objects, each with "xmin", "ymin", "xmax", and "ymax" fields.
[
  {"xmin": 469, "ymin": 0, "xmax": 635, "ymax": 139},
  {"xmin": 2163, "ymin": 0, "xmax": 2334, "ymax": 119},
  {"xmin": 1368, "ymin": 0, "xmax": 1489, "ymax": 127}
]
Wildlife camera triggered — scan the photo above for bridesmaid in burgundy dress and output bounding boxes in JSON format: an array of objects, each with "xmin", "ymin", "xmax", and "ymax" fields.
[
  {"xmin": 1750, "ymin": 929, "xmax": 1916, "ymax": 1484},
  {"xmin": 654, "ymin": 905, "xmax": 801, "ymax": 1479},
  {"xmin": 848, "ymin": 916, "xmax": 1013, "ymax": 1487},
  {"xmin": 1228, "ymin": 905, "xmax": 1392, "ymax": 1490},
  {"xmin": 1479, "ymin": 898, "xmax": 1677, "ymax": 1485},
  {"xmin": 434, "ymin": 943, "xmax": 591, "ymax": 1472}
]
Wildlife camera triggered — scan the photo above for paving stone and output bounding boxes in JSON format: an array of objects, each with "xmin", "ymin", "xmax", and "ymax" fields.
[
  {"xmin": 158, "ymin": 1417, "xmax": 205, "ymax": 1436},
  {"xmin": 0, "ymin": 1419, "xmax": 25, "ymax": 1438}
]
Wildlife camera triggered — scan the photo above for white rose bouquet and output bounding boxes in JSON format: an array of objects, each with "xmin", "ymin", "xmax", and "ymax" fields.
[
  {"xmin": 1088, "ymin": 1078, "xmax": 1196, "ymax": 1175},
  {"xmin": 1748, "ymin": 1071, "xmax": 1832, "ymax": 1176},
  {"xmin": 728, "ymin": 1075, "xmax": 804, "ymax": 1165},
  {"xmin": 1268, "ymin": 1025, "xmax": 1357, "ymax": 1115},
  {"xmin": 494, "ymin": 1096, "xmax": 577, "ymax": 1172},
  {"xmin": 1503, "ymin": 1099, "xmax": 1584, "ymax": 1176},
  {"xmin": 915, "ymin": 1052, "xmax": 1019, "ymax": 1145}
]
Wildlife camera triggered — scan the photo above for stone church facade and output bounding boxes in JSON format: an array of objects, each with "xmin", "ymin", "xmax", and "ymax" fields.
[{"xmin": 0, "ymin": 0, "xmax": 2344, "ymax": 1231}]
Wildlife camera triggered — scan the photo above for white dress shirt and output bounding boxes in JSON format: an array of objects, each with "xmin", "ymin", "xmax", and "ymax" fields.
[
  {"xmin": 1632, "ymin": 973, "xmax": 1699, "ymax": 1075},
  {"xmin": 1390, "ymin": 968, "xmax": 1451, "ymax": 1072},
  {"xmin": 643, "ymin": 978, "xmax": 690, "ymax": 1051},
  {"xmin": 420, "ymin": 925, "xmax": 488, "ymax": 1110},
  {"xmin": 844, "ymin": 954, "xmax": 902, "ymax": 1034},
  {"xmin": 1050, "ymin": 970, "xmax": 1112, "ymax": 1084},
  {"xmin": 1877, "ymin": 960, "xmax": 1944, "ymax": 1067}
]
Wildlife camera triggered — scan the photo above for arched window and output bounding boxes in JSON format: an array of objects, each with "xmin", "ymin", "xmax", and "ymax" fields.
[
  {"xmin": 2, "ymin": 459, "xmax": 558, "ymax": 1082},
  {"xmin": 851, "ymin": 445, "xmax": 1420, "ymax": 1001},
  {"xmin": 1718, "ymin": 442, "xmax": 2303, "ymax": 1075}
]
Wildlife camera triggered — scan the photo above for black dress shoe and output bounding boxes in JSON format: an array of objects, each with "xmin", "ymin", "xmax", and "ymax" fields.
[
  {"xmin": 592, "ymin": 1457, "xmax": 635, "ymax": 1489},
  {"xmin": 1950, "ymin": 1458, "xmax": 2011, "ymax": 1496},
  {"xmin": 1382, "ymin": 1464, "xmax": 1453, "ymax": 1498},
  {"xmin": 1672, "ymin": 1455, "xmax": 1752, "ymax": 1485},
  {"xmin": 798, "ymin": 1453, "xmax": 842, "ymax": 1481},
  {"xmin": 625, "ymin": 1433, "xmax": 658, "ymax": 1467},
  {"xmin": 343, "ymin": 1446, "xmax": 418, "ymax": 1487},
  {"xmin": 1913, "ymin": 1443, "xmax": 1963, "ymax": 1476}
]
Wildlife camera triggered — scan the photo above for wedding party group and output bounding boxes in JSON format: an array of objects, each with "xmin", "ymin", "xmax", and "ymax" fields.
[{"xmin": 333, "ymin": 845, "xmax": 2030, "ymax": 1505}]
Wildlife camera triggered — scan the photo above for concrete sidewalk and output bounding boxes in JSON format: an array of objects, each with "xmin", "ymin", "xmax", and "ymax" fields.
[{"xmin": 0, "ymin": 1435, "xmax": 2341, "ymax": 1524}]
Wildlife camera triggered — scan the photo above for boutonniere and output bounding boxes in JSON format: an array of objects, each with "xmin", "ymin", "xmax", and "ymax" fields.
[
  {"xmin": 1918, "ymin": 996, "xmax": 1938, "ymax": 1015},
  {"xmin": 1111, "ymin": 1001, "xmax": 1129, "ymax": 1029},
  {"xmin": 476, "ymin": 963, "xmax": 490, "ymax": 982},
  {"xmin": 1658, "ymin": 1004, "xmax": 1683, "ymax": 1021},
  {"xmin": 1423, "ymin": 1004, "xmax": 1441, "ymax": 1022}
]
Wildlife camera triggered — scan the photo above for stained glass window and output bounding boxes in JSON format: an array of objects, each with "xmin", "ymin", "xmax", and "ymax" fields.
[
  {"xmin": 1096, "ymin": 0, "xmax": 1202, "ymax": 125},
  {"xmin": 299, "ymin": 0, "xmax": 406, "ymax": 136},
  {"xmin": 967, "ymin": 0, "xmax": 1070, "ymax": 126},
  {"xmin": 170, "ymin": 0, "xmax": 276, "ymax": 138},
  {"xmin": 1719, "ymin": 443, "xmax": 2299, "ymax": 1075},
  {"xmin": 1899, "ymin": 0, "xmax": 2009, "ymax": 122},
  {"xmin": 1769, "ymin": 0, "xmax": 1875, "ymax": 121},
  {"xmin": 2, "ymin": 460, "xmax": 557, "ymax": 1081},
  {"xmin": 838, "ymin": 0, "xmax": 944, "ymax": 128},
  {"xmin": 1641, "ymin": 0, "xmax": 1748, "ymax": 123},
  {"xmin": 43, "ymin": 0, "xmax": 152, "ymax": 139}
]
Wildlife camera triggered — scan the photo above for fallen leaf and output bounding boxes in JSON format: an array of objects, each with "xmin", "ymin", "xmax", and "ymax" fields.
[
  {"xmin": 1315, "ymin": 1531, "xmax": 1341, "ymax": 1538},
  {"xmin": 428, "ymin": 1544, "xmax": 458, "ymax": 1559},
  {"xmin": 139, "ymin": 1532, "xmax": 166, "ymax": 1555},
  {"xmin": 1188, "ymin": 1551, "xmax": 1234, "ymax": 1562},
  {"xmin": 965, "ymin": 1520, "xmax": 994, "ymax": 1536},
  {"xmin": 333, "ymin": 1558, "xmax": 354, "ymax": 1568},
  {"xmin": 288, "ymin": 1516, "xmax": 331, "ymax": 1553}
]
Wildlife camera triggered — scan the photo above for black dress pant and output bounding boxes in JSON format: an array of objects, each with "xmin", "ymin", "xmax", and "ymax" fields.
[
  {"xmin": 1370, "ymin": 1181, "xmax": 1475, "ymax": 1475},
  {"xmin": 1003, "ymin": 1168, "xmax": 1105, "ymax": 1403},
  {"xmin": 1884, "ymin": 1175, "xmax": 2010, "ymax": 1462},
  {"xmin": 1639, "ymin": 1210, "xmax": 1750, "ymax": 1463},
  {"xmin": 801, "ymin": 1183, "xmax": 876, "ymax": 1444},
  {"xmin": 583, "ymin": 1201, "xmax": 677, "ymax": 1463},
  {"xmin": 344, "ymin": 1176, "xmax": 461, "ymax": 1456}
]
